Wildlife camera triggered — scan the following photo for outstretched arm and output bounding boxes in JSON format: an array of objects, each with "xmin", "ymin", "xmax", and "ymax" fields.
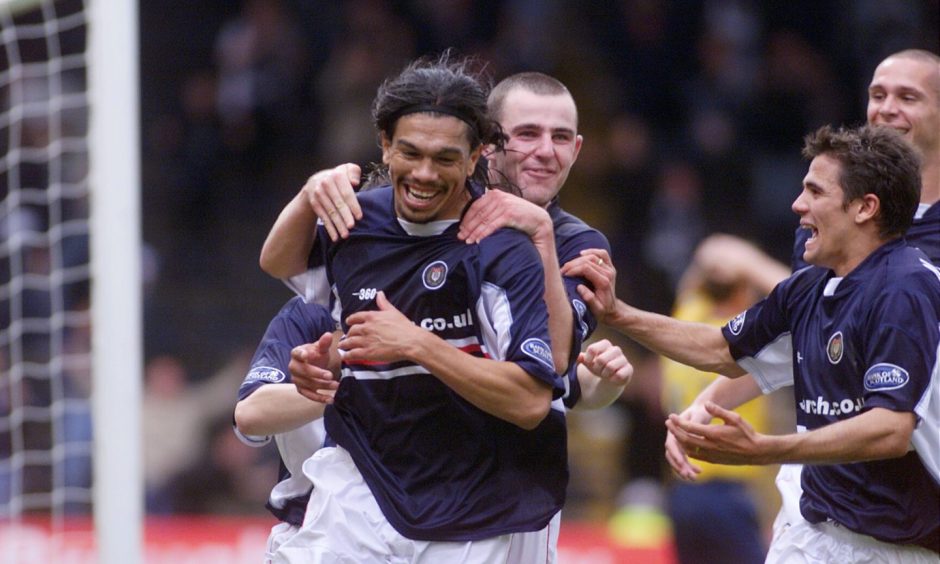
[
  {"xmin": 341, "ymin": 292, "xmax": 553, "ymax": 430},
  {"xmin": 562, "ymin": 249, "xmax": 744, "ymax": 377},
  {"xmin": 260, "ymin": 164, "xmax": 362, "ymax": 278},
  {"xmin": 459, "ymin": 190, "xmax": 572, "ymax": 372},
  {"xmin": 665, "ymin": 375, "xmax": 764, "ymax": 480},
  {"xmin": 234, "ymin": 383, "xmax": 328, "ymax": 436},
  {"xmin": 572, "ymin": 339, "xmax": 633, "ymax": 410},
  {"xmin": 667, "ymin": 402, "xmax": 914, "ymax": 466}
]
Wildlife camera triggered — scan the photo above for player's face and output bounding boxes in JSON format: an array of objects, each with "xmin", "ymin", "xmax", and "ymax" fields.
[
  {"xmin": 382, "ymin": 113, "xmax": 482, "ymax": 223},
  {"xmin": 488, "ymin": 89, "xmax": 582, "ymax": 208},
  {"xmin": 792, "ymin": 154, "xmax": 861, "ymax": 275},
  {"xmin": 867, "ymin": 56, "xmax": 940, "ymax": 157}
]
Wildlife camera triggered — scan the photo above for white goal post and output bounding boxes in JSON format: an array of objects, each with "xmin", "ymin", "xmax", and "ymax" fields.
[
  {"xmin": 87, "ymin": 0, "xmax": 142, "ymax": 562},
  {"xmin": 0, "ymin": 0, "xmax": 142, "ymax": 562}
]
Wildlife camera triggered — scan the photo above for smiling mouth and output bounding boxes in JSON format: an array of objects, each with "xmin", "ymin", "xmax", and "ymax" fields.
[{"xmin": 802, "ymin": 223, "xmax": 819, "ymax": 243}]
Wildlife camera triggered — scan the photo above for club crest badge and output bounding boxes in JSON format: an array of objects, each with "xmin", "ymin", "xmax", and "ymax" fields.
[
  {"xmin": 826, "ymin": 331, "xmax": 843, "ymax": 364},
  {"xmin": 422, "ymin": 260, "xmax": 449, "ymax": 290}
]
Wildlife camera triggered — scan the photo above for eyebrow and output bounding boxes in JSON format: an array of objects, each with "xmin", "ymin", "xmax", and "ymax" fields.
[
  {"xmin": 511, "ymin": 123, "xmax": 576, "ymax": 135},
  {"xmin": 396, "ymin": 139, "xmax": 465, "ymax": 156}
]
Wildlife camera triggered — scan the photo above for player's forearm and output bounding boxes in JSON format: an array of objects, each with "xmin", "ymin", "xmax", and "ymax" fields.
[
  {"xmin": 234, "ymin": 383, "xmax": 326, "ymax": 436},
  {"xmin": 606, "ymin": 302, "xmax": 744, "ymax": 377},
  {"xmin": 406, "ymin": 331, "xmax": 553, "ymax": 430},
  {"xmin": 573, "ymin": 365, "xmax": 624, "ymax": 410},
  {"xmin": 693, "ymin": 375, "xmax": 763, "ymax": 412},
  {"xmin": 260, "ymin": 191, "xmax": 318, "ymax": 279},
  {"xmin": 761, "ymin": 407, "xmax": 915, "ymax": 465}
]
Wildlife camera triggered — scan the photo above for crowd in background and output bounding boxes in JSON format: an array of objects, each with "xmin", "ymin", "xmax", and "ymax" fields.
[{"xmin": 133, "ymin": 0, "xmax": 938, "ymax": 531}]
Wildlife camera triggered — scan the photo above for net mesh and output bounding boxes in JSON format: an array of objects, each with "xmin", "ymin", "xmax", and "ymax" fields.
[{"xmin": 0, "ymin": 0, "xmax": 92, "ymax": 523}]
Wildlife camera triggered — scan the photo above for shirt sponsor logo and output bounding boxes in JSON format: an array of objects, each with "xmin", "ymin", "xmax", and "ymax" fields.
[
  {"xmin": 798, "ymin": 395, "xmax": 864, "ymax": 416},
  {"xmin": 728, "ymin": 311, "xmax": 746, "ymax": 335},
  {"xmin": 245, "ymin": 366, "xmax": 286, "ymax": 384},
  {"xmin": 864, "ymin": 363, "xmax": 909, "ymax": 391},
  {"xmin": 419, "ymin": 308, "xmax": 474, "ymax": 331},
  {"xmin": 352, "ymin": 287, "xmax": 378, "ymax": 300},
  {"xmin": 521, "ymin": 338, "xmax": 555, "ymax": 370},
  {"xmin": 422, "ymin": 261, "xmax": 449, "ymax": 290},
  {"xmin": 826, "ymin": 331, "xmax": 843, "ymax": 364}
]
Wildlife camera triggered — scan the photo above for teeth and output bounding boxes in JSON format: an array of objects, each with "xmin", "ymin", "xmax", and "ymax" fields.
[{"xmin": 407, "ymin": 186, "xmax": 436, "ymax": 200}]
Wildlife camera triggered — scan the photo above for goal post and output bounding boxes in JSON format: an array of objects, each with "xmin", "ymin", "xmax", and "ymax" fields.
[
  {"xmin": 87, "ymin": 0, "xmax": 143, "ymax": 562},
  {"xmin": 0, "ymin": 0, "xmax": 143, "ymax": 561}
]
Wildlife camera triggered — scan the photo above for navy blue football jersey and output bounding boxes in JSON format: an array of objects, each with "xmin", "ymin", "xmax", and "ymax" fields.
[
  {"xmin": 234, "ymin": 297, "xmax": 336, "ymax": 526},
  {"xmin": 312, "ymin": 185, "xmax": 567, "ymax": 542},
  {"xmin": 548, "ymin": 199, "xmax": 612, "ymax": 407},
  {"xmin": 793, "ymin": 201, "xmax": 940, "ymax": 269},
  {"xmin": 723, "ymin": 239, "xmax": 940, "ymax": 550}
]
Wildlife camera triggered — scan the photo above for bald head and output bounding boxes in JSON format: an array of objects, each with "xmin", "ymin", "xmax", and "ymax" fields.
[{"xmin": 867, "ymin": 50, "xmax": 940, "ymax": 160}]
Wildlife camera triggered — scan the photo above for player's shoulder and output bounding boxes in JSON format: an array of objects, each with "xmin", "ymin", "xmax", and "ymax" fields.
[
  {"xmin": 476, "ymin": 227, "xmax": 542, "ymax": 269},
  {"xmin": 354, "ymin": 185, "xmax": 394, "ymax": 217},
  {"xmin": 550, "ymin": 204, "xmax": 608, "ymax": 242}
]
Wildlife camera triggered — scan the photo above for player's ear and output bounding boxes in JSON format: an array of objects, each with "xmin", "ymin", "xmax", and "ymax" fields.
[
  {"xmin": 380, "ymin": 132, "xmax": 392, "ymax": 165},
  {"xmin": 854, "ymin": 193, "xmax": 880, "ymax": 225}
]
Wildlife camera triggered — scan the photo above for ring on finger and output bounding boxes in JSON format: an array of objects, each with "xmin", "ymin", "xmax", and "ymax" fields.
[
  {"xmin": 327, "ymin": 209, "xmax": 338, "ymax": 217},
  {"xmin": 596, "ymin": 258, "xmax": 604, "ymax": 266}
]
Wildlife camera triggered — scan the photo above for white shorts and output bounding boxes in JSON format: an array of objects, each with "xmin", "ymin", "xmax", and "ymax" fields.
[
  {"xmin": 770, "ymin": 463, "xmax": 805, "ymax": 543},
  {"xmin": 272, "ymin": 446, "xmax": 559, "ymax": 564},
  {"xmin": 766, "ymin": 518, "xmax": 939, "ymax": 564},
  {"xmin": 265, "ymin": 522, "xmax": 300, "ymax": 563}
]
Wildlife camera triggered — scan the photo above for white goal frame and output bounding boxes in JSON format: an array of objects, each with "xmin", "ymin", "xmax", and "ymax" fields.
[
  {"xmin": 0, "ymin": 0, "xmax": 143, "ymax": 561},
  {"xmin": 87, "ymin": 0, "xmax": 142, "ymax": 563}
]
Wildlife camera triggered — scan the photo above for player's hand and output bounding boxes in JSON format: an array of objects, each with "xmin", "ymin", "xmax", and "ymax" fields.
[
  {"xmin": 303, "ymin": 163, "xmax": 362, "ymax": 242},
  {"xmin": 560, "ymin": 249, "xmax": 617, "ymax": 323},
  {"xmin": 341, "ymin": 292, "xmax": 423, "ymax": 363},
  {"xmin": 289, "ymin": 332, "xmax": 339, "ymax": 404},
  {"xmin": 664, "ymin": 403, "xmax": 709, "ymax": 481},
  {"xmin": 666, "ymin": 401, "xmax": 767, "ymax": 465},
  {"xmin": 457, "ymin": 189, "xmax": 552, "ymax": 245},
  {"xmin": 578, "ymin": 339, "xmax": 633, "ymax": 386}
]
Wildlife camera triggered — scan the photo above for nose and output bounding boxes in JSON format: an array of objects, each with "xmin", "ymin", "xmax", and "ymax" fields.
[
  {"xmin": 878, "ymin": 95, "xmax": 899, "ymax": 116},
  {"xmin": 791, "ymin": 190, "xmax": 808, "ymax": 215},
  {"xmin": 533, "ymin": 133, "xmax": 554, "ymax": 157},
  {"xmin": 412, "ymin": 158, "xmax": 438, "ymax": 181}
]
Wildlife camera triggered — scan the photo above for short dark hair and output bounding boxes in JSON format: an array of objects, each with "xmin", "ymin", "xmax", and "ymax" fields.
[
  {"xmin": 802, "ymin": 124, "xmax": 921, "ymax": 238},
  {"xmin": 488, "ymin": 72, "xmax": 577, "ymax": 127},
  {"xmin": 367, "ymin": 52, "xmax": 504, "ymax": 188}
]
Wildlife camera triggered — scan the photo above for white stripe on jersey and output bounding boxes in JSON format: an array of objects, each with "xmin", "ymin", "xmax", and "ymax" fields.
[
  {"xmin": 476, "ymin": 282, "xmax": 514, "ymax": 361},
  {"xmin": 284, "ymin": 266, "xmax": 332, "ymax": 307},
  {"xmin": 911, "ymin": 336, "xmax": 940, "ymax": 485},
  {"xmin": 737, "ymin": 332, "xmax": 795, "ymax": 394},
  {"xmin": 341, "ymin": 336, "xmax": 485, "ymax": 381}
]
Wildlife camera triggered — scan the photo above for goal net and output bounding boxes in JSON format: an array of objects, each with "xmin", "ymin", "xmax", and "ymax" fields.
[{"xmin": 0, "ymin": 0, "xmax": 141, "ymax": 562}]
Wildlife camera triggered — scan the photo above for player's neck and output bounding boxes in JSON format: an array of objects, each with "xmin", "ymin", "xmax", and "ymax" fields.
[{"xmin": 920, "ymin": 157, "xmax": 940, "ymax": 205}]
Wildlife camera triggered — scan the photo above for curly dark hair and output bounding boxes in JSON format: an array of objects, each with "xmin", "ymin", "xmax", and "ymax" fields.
[
  {"xmin": 802, "ymin": 124, "xmax": 921, "ymax": 239},
  {"xmin": 365, "ymin": 51, "xmax": 505, "ymax": 189}
]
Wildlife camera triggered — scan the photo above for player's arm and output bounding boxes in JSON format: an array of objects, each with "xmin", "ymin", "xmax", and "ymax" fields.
[
  {"xmin": 572, "ymin": 339, "xmax": 633, "ymax": 411},
  {"xmin": 234, "ymin": 383, "xmax": 328, "ymax": 436},
  {"xmin": 458, "ymin": 190, "xmax": 572, "ymax": 372},
  {"xmin": 666, "ymin": 375, "xmax": 765, "ymax": 480},
  {"xmin": 562, "ymin": 248, "xmax": 744, "ymax": 377},
  {"xmin": 341, "ymin": 292, "xmax": 553, "ymax": 430},
  {"xmin": 668, "ymin": 402, "xmax": 915, "ymax": 466},
  {"xmin": 681, "ymin": 234, "xmax": 790, "ymax": 296},
  {"xmin": 260, "ymin": 164, "xmax": 362, "ymax": 278}
]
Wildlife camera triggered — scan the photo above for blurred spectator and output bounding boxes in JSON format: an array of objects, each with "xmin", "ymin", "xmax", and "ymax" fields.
[
  {"xmin": 660, "ymin": 234, "xmax": 787, "ymax": 564},
  {"xmin": 143, "ymin": 352, "xmax": 249, "ymax": 513}
]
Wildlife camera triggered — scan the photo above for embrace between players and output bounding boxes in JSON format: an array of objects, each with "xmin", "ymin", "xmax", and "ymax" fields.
[{"xmin": 234, "ymin": 49, "xmax": 940, "ymax": 563}]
